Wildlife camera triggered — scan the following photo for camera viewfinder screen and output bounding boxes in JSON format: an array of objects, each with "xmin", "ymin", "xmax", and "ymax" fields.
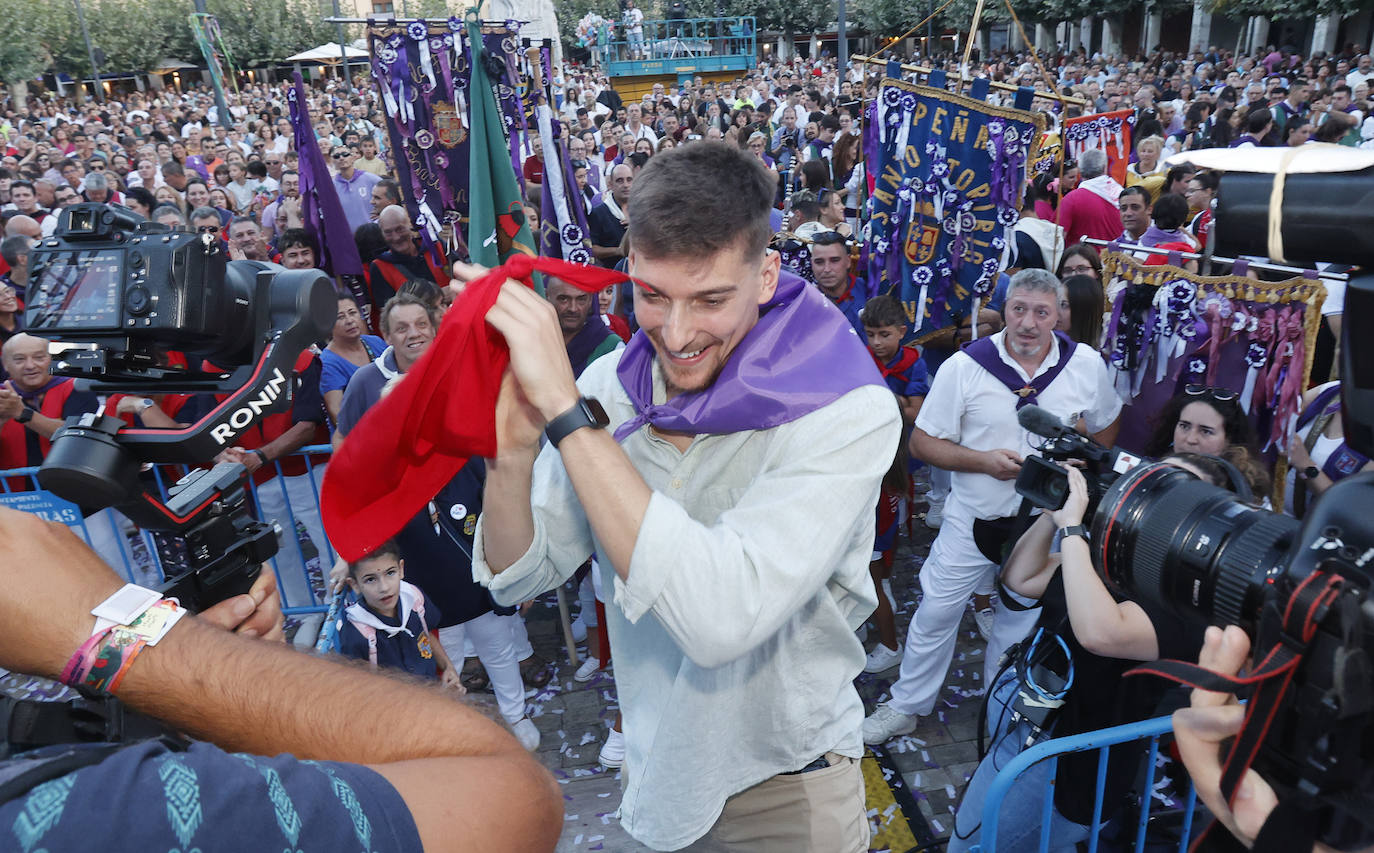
[{"xmin": 26, "ymin": 250, "xmax": 123, "ymax": 331}]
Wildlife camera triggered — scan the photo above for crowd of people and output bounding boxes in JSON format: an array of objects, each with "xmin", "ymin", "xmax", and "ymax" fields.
[{"xmin": 0, "ymin": 29, "xmax": 1366, "ymax": 853}]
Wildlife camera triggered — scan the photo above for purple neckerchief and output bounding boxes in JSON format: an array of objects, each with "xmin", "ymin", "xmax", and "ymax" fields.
[
  {"xmin": 9, "ymin": 375, "xmax": 65, "ymax": 407},
  {"xmin": 612, "ymin": 270, "xmax": 883, "ymax": 441},
  {"xmin": 566, "ymin": 315, "xmax": 617, "ymax": 378},
  {"xmin": 1295, "ymin": 385, "xmax": 1370, "ymax": 479},
  {"xmin": 1139, "ymin": 225, "xmax": 1188, "ymax": 248},
  {"xmin": 962, "ymin": 332, "xmax": 1078, "ymax": 410}
]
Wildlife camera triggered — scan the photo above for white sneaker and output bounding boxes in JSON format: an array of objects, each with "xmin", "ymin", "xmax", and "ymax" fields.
[
  {"xmin": 924, "ymin": 498, "xmax": 944, "ymax": 529},
  {"xmin": 574, "ymin": 656, "xmax": 604, "ymax": 682},
  {"xmin": 864, "ymin": 642, "xmax": 903, "ymax": 673},
  {"xmin": 598, "ymin": 727, "xmax": 625, "ymax": 768},
  {"xmin": 511, "ymin": 717, "xmax": 540, "ymax": 751},
  {"xmin": 571, "ymin": 614, "xmax": 589, "ymax": 645},
  {"xmin": 862, "ymin": 703, "xmax": 920, "ymax": 745},
  {"xmin": 975, "ymin": 607, "xmax": 996, "ymax": 641}
]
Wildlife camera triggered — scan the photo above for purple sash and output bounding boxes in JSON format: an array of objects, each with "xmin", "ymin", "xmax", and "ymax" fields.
[
  {"xmin": 1297, "ymin": 385, "xmax": 1371, "ymax": 481},
  {"xmin": 566, "ymin": 316, "xmax": 617, "ymax": 378},
  {"xmin": 963, "ymin": 332, "xmax": 1078, "ymax": 409},
  {"xmin": 612, "ymin": 270, "xmax": 884, "ymax": 440}
]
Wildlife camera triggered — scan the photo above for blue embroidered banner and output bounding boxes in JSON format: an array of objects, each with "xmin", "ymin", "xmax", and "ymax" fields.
[
  {"xmin": 866, "ymin": 71, "xmax": 1042, "ymax": 342},
  {"xmin": 368, "ymin": 18, "xmax": 529, "ymax": 259}
]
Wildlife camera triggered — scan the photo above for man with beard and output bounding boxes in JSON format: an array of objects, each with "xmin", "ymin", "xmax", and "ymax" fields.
[{"xmin": 863, "ymin": 269, "xmax": 1121, "ymax": 745}]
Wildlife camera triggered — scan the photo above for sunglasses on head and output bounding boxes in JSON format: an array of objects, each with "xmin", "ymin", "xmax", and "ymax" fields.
[{"xmin": 1184, "ymin": 384, "xmax": 1239, "ymax": 402}]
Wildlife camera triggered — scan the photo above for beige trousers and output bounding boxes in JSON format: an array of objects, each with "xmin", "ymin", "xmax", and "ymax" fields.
[{"xmin": 682, "ymin": 753, "xmax": 869, "ymax": 853}]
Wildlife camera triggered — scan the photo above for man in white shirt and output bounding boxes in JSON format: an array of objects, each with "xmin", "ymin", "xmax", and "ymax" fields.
[
  {"xmin": 474, "ymin": 142, "xmax": 898, "ymax": 852},
  {"xmin": 1347, "ymin": 54, "xmax": 1374, "ymax": 89},
  {"xmin": 624, "ymin": 103, "xmax": 657, "ymax": 145},
  {"xmin": 863, "ymin": 269, "xmax": 1122, "ymax": 744}
]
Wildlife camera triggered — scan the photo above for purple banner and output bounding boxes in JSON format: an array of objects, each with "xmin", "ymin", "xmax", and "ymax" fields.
[{"xmin": 367, "ymin": 18, "xmax": 531, "ymax": 260}]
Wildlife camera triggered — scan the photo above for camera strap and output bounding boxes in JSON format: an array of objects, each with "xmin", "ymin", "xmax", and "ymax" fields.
[{"xmin": 1125, "ymin": 569, "xmax": 1345, "ymax": 851}]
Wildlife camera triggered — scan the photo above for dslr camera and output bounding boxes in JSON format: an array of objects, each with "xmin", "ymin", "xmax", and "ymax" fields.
[
  {"xmin": 24, "ymin": 203, "xmax": 334, "ymax": 613},
  {"xmin": 1014, "ymin": 277, "xmax": 1374, "ymax": 845}
]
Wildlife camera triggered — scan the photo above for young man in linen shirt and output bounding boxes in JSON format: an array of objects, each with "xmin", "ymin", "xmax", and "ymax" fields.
[{"xmin": 472, "ymin": 142, "xmax": 901, "ymax": 852}]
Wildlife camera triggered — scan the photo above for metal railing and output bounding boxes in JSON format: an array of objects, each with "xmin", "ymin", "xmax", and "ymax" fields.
[
  {"xmin": 595, "ymin": 16, "xmax": 756, "ymax": 76},
  {"xmin": 972, "ymin": 714, "xmax": 1199, "ymax": 852},
  {"xmin": 0, "ymin": 444, "xmax": 337, "ymax": 618}
]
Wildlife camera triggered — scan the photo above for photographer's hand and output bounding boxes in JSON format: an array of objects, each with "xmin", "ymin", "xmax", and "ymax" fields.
[
  {"xmin": 1173, "ymin": 625, "xmax": 1280, "ymax": 849},
  {"xmin": 198, "ymin": 569, "xmax": 285, "ymax": 641},
  {"xmin": 1051, "ymin": 465, "xmax": 1089, "ymax": 528}
]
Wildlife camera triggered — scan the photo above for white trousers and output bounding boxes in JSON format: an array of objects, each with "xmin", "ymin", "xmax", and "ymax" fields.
[
  {"xmin": 254, "ymin": 465, "xmax": 330, "ymax": 610},
  {"xmin": 887, "ymin": 502, "xmax": 1038, "ymax": 716},
  {"xmin": 439, "ymin": 613, "xmax": 527, "ymax": 724}
]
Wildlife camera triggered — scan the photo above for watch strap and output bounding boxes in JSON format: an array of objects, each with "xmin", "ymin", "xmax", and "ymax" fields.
[
  {"xmin": 15, "ymin": 406, "xmax": 34, "ymax": 424},
  {"xmin": 545, "ymin": 397, "xmax": 608, "ymax": 448},
  {"xmin": 1303, "ymin": 466, "xmax": 1320, "ymax": 481},
  {"xmin": 1059, "ymin": 524, "xmax": 1089, "ymax": 541}
]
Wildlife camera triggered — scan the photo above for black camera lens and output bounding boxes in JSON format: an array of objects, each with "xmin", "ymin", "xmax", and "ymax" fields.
[{"xmin": 1090, "ymin": 462, "xmax": 1300, "ymax": 631}]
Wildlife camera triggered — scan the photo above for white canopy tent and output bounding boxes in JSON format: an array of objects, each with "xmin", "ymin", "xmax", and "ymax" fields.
[{"xmin": 284, "ymin": 43, "xmax": 368, "ymax": 64}]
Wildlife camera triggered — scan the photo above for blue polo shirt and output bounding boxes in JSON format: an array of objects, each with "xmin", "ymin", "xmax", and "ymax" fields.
[{"xmin": 332, "ymin": 168, "xmax": 382, "ymax": 232}]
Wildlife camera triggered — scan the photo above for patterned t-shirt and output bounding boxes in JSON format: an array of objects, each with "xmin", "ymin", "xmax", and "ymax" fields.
[{"xmin": 0, "ymin": 738, "xmax": 422, "ymax": 852}]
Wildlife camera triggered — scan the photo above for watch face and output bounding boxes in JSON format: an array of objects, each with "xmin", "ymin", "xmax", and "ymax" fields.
[{"xmin": 584, "ymin": 397, "xmax": 610, "ymax": 427}]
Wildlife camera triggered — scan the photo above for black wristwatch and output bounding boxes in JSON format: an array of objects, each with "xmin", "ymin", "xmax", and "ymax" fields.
[
  {"xmin": 1303, "ymin": 465, "xmax": 1321, "ymax": 481},
  {"xmin": 1059, "ymin": 524, "xmax": 1089, "ymax": 542},
  {"xmin": 545, "ymin": 397, "xmax": 609, "ymax": 448},
  {"xmin": 15, "ymin": 406, "xmax": 34, "ymax": 425}
]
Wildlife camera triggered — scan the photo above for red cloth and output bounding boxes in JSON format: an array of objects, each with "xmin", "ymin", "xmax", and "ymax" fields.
[
  {"xmin": 1143, "ymin": 241, "xmax": 1196, "ymax": 266},
  {"xmin": 1056, "ymin": 187, "xmax": 1123, "ymax": 244},
  {"xmin": 321, "ymin": 256, "xmax": 631, "ymax": 561}
]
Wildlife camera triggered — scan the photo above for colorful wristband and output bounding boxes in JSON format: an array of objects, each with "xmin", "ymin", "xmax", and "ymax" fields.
[{"xmin": 60, "ymin": 626, "xmax": 148, "ymax": 694}]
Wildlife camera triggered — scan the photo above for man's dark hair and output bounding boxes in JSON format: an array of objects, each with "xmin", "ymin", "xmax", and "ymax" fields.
[
  {"xmin": 379, "ymin": 290, "xmax": 438, "ymax": 337},
  {"xmin": 9, "ymin": 180, "xmax": 33, "ymax": 194},
  {"xmin": 861, "ymin": 294, "xmax": 907, "ymax": 330},
  {"xmin": 277, "ymin": 227, "xmax": 316, "ymax": 255},
  {"xmin": 229, "ymin": 214, "xmax": 259, "ymax": 231},
  {"xmin": 0, "ymin": 234, "xmax": 31, "ymax": 267},
  {"xmin": 162, "ymin": 160, "xmax": 186, "ymax": 179},
  {"xmin": 1334, "ymin": 83, "xmax": 1353, "ymax": 97},
  {"xmin": 1119, "ymin": 185, "xmax": 1151, "ymax": 205},
  {"xmin": 1192, "ymin": 170, "xmax": 1220, "ymax": 192},
  {"xmin": 246, "ymin": 160, "xmax": 267, "ymax": 179},
  {"xmin": 125, "ymin": 186, "xmax": 156, "ymax": 214},
  {"xmin": 627, "ymin": 151, "xmax": 650, "ymax": 169},
  {"xmin": 627, "ymin": 142, "xmax": 773, "ymax": 260},
  {"xmin": 375, "ymin": 178, "xmax": 401, "ymax": 206},
  {"xmin": 1151, "ymin": 192, "xmax": 1190, "ymax": 231},
  {"xmin": 399, "ymin": 277, "xmax": 442, "ymax": 309},
  {"xmin": 819, "ymin": 114, "xmax": 841, "ymax": 132},
  {"xmin": 57, "ymin": 158, "xmax": 78, "ymax": 172},
  {"xmin": 1165, "ymin": 163, "xmax": 1195, "ymax": 189},
  {"xmin": 1245, "ymin": 108, "xmax": 1272, "ymax": 134}
]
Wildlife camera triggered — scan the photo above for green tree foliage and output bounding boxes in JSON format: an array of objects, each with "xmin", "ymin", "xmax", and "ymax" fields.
[{"xmin": 0, "ymin": 0, "xmax": 61, "ymax": 85}]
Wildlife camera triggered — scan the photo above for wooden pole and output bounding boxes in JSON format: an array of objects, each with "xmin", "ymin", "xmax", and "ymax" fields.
[{"xmin": 851, "ymin": 54, "xmax": 1088, "ymax": 106}]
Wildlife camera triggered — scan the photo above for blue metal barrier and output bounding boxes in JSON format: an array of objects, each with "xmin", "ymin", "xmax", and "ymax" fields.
[
  {"xmin": 0, "ymin": 445, "xmax": 338, "ymax": 618},
  {"xmin": 972, "ymin": 715, "xmax": 1198, "ymax": 853}
]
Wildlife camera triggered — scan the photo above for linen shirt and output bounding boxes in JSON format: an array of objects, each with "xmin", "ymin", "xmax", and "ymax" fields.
[
  {"xmin": 473, "ymin": 349, "xmax": 900, "ymax": 851},
  {"xmin": 915, "ymin": 330, "xmax": 1121, "ymax": 520}
]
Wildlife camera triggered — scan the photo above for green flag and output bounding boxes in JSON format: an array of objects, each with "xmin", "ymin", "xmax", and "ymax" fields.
[{"xmin": 466, "ymin": 14, "xmax": 536, "ymax": 272}]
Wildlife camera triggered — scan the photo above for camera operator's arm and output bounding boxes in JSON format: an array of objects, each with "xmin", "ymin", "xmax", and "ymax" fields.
[
  {"xmin": 1001, "ymin": 512, "xmax": 1060, "ymax": 600},
  {"xmin": 1056, "ymin": 466, "xmax": 1160, "ymax": 660},
  {"xmin": 0, "ymin": 507, "xmax": 562, "ymax": 853}
]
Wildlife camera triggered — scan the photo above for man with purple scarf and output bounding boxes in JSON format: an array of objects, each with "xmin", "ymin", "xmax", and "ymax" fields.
[
  {"xmin": 474, "ymin": 142, "xmax": 899, "ymax": 852},
  {"xmin": 863, "ymin": 269, "xmax": 1122, "ymax": 746},
  {"xmin": 547, "ymin": 277, "xmax": 622, "ymax": 378}
]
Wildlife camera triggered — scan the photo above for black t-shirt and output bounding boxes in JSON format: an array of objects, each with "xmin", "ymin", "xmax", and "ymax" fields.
[
  {"xmin": 586, "ymin": 203, "xmax": 627, "ymax": 267},
  {"xmin": 1034, "ymin": 570, "xmax": 1204, "ymax": 824}
]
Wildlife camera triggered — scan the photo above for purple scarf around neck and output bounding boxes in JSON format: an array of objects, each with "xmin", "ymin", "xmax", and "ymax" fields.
[
  {"xmin": 612, "ymin": 270, "xmax": 884, "ymax": 441},
  {"xmin": 1140, "ymin": 224, "xmax": 1188, "ymax": 249}
]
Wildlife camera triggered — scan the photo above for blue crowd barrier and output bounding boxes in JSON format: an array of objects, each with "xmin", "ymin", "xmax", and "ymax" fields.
[
  {"xmin": 0, "ymin": 444, "xmax": 339, "ymax": 618},
  {"xmin": 971, "ymin": 714, "xmax": 1198, "ymax": 853}
]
